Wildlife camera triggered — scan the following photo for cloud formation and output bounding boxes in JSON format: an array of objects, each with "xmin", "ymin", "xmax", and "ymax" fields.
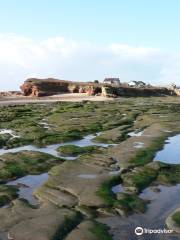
[{"xmin": 0, "ymin": 33, "xmax": 179, "ymax": 90}]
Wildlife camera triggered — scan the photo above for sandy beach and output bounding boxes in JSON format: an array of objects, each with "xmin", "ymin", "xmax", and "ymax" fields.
[{"xmin": 0, "ymin": 93, "xmax": 113, "ymax": 106}]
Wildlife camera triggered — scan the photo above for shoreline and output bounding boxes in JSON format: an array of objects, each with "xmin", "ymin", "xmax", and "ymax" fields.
[{"xmin": 0, "ymin": 93, "xmax": 113, "ymax": 106}]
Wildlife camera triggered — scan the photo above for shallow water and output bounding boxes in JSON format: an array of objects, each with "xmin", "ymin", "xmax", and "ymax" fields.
[
  {"xmin": 0, "ymin": 133, "xmax": 110, "ymax": 205},
  {"xmin": 154, "ymin": 134, "xmax": 180, "ymax": 164},
  {"xmin": 100, "ymin": 184, "xmax": 180, "ymax": 240},
  {"xmin": 111, "ymin": 184, "xmax": 123, "ymax": 193},
  {"xmin": 133, "ymin": 142, "xmax": 145, "ymax": 149},
  {"xmin": 108, "ymin": 170, "xmax": 121, "ymax": 176},
  {"xmin": 0, "ymin": 129, "xmax": 19, "ymax": 139},
  {"xmin": 128, "ymin": 130, "xmax": 144, "ymax": 137},
  {"xmin": 77, "ymin": 174, "xmax": 97, "ymax": 179},
  {"xmin": 7, "ymin": 173, "xmax": 49, "ymax": 205},
  {"xmin": 0, "ymin": 133, "xmax": 109, "ymax": 158}
]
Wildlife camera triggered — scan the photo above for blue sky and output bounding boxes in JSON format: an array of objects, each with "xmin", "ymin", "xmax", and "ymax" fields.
[{"xmin": 0, "ymin": 0, "xmax": 180, "ymax": 90}]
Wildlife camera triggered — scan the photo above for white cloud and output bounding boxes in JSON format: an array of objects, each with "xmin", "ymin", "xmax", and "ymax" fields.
[{"xmin": 0, "ymin": 33, "xmax": 179, "ymax": 91}]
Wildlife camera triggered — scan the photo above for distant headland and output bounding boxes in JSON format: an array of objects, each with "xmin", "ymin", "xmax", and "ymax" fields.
[{"xmin": 1, "ymin": 78, "xmax": 180, "ymax": 100}]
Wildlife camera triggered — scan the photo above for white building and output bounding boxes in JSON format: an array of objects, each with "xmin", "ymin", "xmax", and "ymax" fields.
[
  {"xmin": 128, "ymin": 80, "xmax": 146, "ymax": 87},
  {"xmin": 103, "ymin": 78, "xmax": 120, "ymax": 85}
]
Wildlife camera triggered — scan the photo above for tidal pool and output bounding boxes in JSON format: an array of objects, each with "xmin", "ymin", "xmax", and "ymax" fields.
[
  {"xmin": 77, "ymin": 174, "xmax": 97, "ymax": 179},
  {"xmin": 133, "ymin": 141, "xmax": 145, "ymax": 149},
  {"xmin": 100, "ymin": 184, "xmax": 180, "ymax": 240},
  {"xmin": 111, "ymin": 184, "xmax": 123, "ymax": 193},
  {"xmin": 154, "ymin": 134, "xmax": 180, "ymax": 164},
  {"xmin": 128, "ymin": 130, "xmax": 144, "ymax": 137},
  {"xmin": 0, "ymin": 129, "xmax": 20, "ymax": 139},
  {"xmin": 0, "ymin": 133, "xmax": 111, "ymax": 206},
  {"xmin": 0, "ymin": 133, "xmax": 110, "ymax": 158},
  {"xmin": 7, "ymin": 173, "xmax": 49, "ymax": 205}
]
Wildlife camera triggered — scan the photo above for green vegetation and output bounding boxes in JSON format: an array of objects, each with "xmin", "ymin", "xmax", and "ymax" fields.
[
  {"xmin": 0, "ymin": 101, "xmax": 141, "ymax": 148},
  {"xmin": 94, "ymin": 125, "xmax": 131, "ymax": 143},
  {"xmin": 91, "ymin": 221, "xmax": 112, "ymax": 240},
  {"xmin": 0, "ymin": 151, "xmax": 64, "ymax": 181},
  {"xmin": 158, "ymin": 164, "xmax": 180, "ymax": 184},
  {"xmin": 116, "ymin": 193, "xmax": 146, "ymax": 213},
  {"xmin": 97, "ymin": 175, "xmax": 146, "ymax": 213},
  {"xmin": 97, "ymin": 176, "xmax": 122, "ymax": 206},
  {"xmin": 130, "ymin": 136, "xmax": 167, "ymax": 166},
  {"xmin": 172, "ymin": 211, "xmax": 180, "ymax": 225},
  {"xmin": 0, "ymin": 185, "xmax": 18, "ymax": 206},
  {"xmin": 122, "ymin": 166, "xmax": 158, "ymax": 191},
  {"xmin": 53, "ymin": 212, "xmax": 83, "ymax": 240},
  {"xmin": 57, "ymin": 145, "xmax": 102, "ymax": 156}
]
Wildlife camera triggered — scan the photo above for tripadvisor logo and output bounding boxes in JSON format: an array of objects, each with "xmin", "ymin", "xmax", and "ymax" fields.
[
  {"xmin": 135, "ymin": 227, "xmax": 173, "ymax": 235},
  {"xmin": 135, "ymin": 227, "xmax": 143, "ymax": 236}
]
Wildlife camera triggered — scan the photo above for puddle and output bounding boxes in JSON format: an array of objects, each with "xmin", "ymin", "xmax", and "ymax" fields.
[
  {"xmin": 128, "ymin": 130, "xmax": 144, "ymax": 137},
  {"xmin": 111, "ymin": 184, "xmax": 123, "ymax": 193},
  {"xmin": 39, "ymin": 119, "xmax": 52, "ymax": 129},
  {"xmin": 139, "ymin": 184, "xmax": 180, "ymax": 223},
  {"xmin": 0, "ymin": 133, "xmax": 110, "ymax": 158},
  {"xmin": 108, "ymin": 170, "xmax": 121, "ymax": 176},
  {"xmin": 7, "ymin": 173, "xmax": 48, "ymax": 205},
  {"xmin": 100, "ymin": 184, "xmax": 180, "ymax": 240},
  {"xmin": 0, "ymin": 133, "xmax": 111, "ymax": 206},
  {"xmin": 0, "ymin": 129, "xmax": 19, "ymax": 139},
  {"xmin": 77, "ymin": 174, "xmax": 97, "ymax": 179},
  {"xmin": 162, "ymin": 130, "xmax": 172, "ymax": 133},
  {"xmin": 154, "ymin": 134, "xmax": 180, "ymax": 164},
  {"xmin": 133, "ymin": 141, "xmax": 145, "ymax": 149}
]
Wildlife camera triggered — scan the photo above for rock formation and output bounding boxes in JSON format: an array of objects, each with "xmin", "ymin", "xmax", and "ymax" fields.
[
  {"xmin": 0, "ymin": 91, "xmax": 21, "ymax": 97},
  {"xmin": 101, "ymin": 85, "xmax": 175, "ymax": 98},
  {"xmin": 20, "ymin": 78, "xmax": 177, "ymax": 97},
  {"xmin": 20, "ymin": 78, "xmax": 102, "ymax": 97}
]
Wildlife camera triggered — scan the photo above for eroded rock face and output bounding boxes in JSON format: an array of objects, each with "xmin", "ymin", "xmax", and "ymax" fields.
[
  {"xmin": 20, "ymin": 78, "xmax": 70, "ymax": 97},
  {"xmin": 0, "ymin": 91, "xmax": 21, "ymax": 97},
  {"xmin": 20, "ymin": 78, "xmax": 102, "ymax": 97},
  {"xmin": 20, "ymin": 78, "xmax": 177, "ymax": 98},
  {"xmin": 102, "ymin": 85, "xmax": 176, "ymax": 98}
]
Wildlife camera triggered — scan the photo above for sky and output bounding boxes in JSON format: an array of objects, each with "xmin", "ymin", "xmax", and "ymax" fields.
[{"xmin": 0, "ymin": 0, "xmax": 180, "ymax": 90}]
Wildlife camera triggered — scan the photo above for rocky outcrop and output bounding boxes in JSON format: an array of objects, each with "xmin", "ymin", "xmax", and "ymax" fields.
[
  {"xmin": 20, "ymin": 78, "xmax": 102, "ymax": 97},
  {"xmin": 20, "ymin": 78, "xmax": 177, "ymax": 97},
  {"xmin": 166, "ymin": 208, "xmax": 180, "ymax": 233},
  {"xmin": 0, "ymin": 91, "xmax": 21, "ymax": 97},
  {"xmin": 102, "ymin": 85, "xmax": 175, "ymax": 98}
]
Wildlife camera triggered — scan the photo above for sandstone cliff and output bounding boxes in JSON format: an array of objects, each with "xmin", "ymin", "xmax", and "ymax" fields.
[
  {"xmin": 20, "ymin": 78, "xmax": 176, "ymax": 98},
  {"xmin": 20, "ymin": 78, "xmax": 102, "ymax": 97}
]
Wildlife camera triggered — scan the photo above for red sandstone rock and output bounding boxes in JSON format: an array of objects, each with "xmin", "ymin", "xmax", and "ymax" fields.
[
  {"xmin": 20, "ymin": 78, "xmax": 101, "ymax": 97},
  {"xmin": 20, "ymin": 78, "xmax": 176, "ymax": 98}
]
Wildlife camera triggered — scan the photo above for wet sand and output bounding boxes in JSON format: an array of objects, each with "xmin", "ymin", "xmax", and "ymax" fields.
[{"xmin": 0, "ymin": 93, "xmax": 113, "ymax": 106}]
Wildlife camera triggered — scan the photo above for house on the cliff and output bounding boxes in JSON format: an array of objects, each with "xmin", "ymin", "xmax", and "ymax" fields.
[
  {"xmin": 128, "ymin": 80, "xmax": 146, "ymax": 88},
  {"xmin": 103, "ymin": 78, "xmax": 120, "ymax": 86}
]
